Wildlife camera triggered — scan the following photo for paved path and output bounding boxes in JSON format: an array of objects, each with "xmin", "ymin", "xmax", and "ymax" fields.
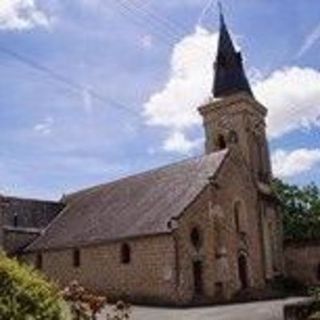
[{"xmin": 100, "ymin": 297, "xmax": 308, "ymax": 320}]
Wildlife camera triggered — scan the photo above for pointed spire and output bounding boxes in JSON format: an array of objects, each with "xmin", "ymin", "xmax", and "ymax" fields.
[
  {"xmin": 218, "ymin": 2, "xmax": 225, "ymax": 30},
  {"xmin": 212, "ymin": 5, "xmax": 253, "ymax": 98}
]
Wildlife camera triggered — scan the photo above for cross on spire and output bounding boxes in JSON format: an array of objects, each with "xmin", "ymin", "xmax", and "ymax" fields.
[{"xmin": 212, "ymin": 5, "xmax": 253, "ymax": 98}]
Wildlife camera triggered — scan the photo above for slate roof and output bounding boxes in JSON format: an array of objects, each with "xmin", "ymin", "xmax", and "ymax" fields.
[
  {"xmin": 26, "ymin": 150, "xmax": 229, "ymax": 252},
  {"xmin": 213, "ymin": 11, "xmax": 253, "ymax": 98}
]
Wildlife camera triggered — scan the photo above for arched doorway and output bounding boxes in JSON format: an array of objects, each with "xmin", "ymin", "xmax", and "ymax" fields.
[
  {"xmin": 238, "ymin": 254, "xmax": 249, "ymax": 289},
  {"xmin": 193, "ymin": 260, "xmax": 203, "ymax": 296}
]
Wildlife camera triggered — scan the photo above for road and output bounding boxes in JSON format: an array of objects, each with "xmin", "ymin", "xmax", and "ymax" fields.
[{"xmin": 99, "ymin": 297, "xmax": 307, "ymax": 320}]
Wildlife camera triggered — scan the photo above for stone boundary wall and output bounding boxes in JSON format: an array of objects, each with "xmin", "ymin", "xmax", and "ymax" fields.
[{"xmin": 284, "ymin": 240, "xmax": 320, "ymax": 286}]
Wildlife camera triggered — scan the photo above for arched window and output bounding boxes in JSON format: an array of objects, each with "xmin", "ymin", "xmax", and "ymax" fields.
[
  {"xmin": 121, "ymin": 243, "xmax": 131, "ymax": 264},
  {"xmin": 36, "ymin": 253, "xmax": 42, "ymax": 270},
  {"xmin": 73, "ymin": 248, "xmax": 81, "ymax": 268},
  {"xmin": 13, "ymin": 213, "xmax": 18, "ymax": 227},
  {"xmin": 234, "ymin": 201, "xmax": 247, "ymax": 233},
  {"xmin": 190, "ymin": 227, "xmax": 201, "ymax": 250},
  {"xmin": 234, "ymin": 202, "xmax": 241, "ymax": 232},
  {"xmin": 217, "ymin": 134, "xmax": 226, "ymax": 150}
]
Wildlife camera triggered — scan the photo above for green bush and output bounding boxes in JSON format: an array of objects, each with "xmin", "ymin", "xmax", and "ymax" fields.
[{"xmin": 0, "ymin": 252, "xmax": 67, "ymax": 320}]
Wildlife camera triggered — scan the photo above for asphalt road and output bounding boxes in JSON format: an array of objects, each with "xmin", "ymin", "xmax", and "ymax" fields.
[{"xmin": 99, "ymin": 297, "xmax": 308, "ymax": 320}]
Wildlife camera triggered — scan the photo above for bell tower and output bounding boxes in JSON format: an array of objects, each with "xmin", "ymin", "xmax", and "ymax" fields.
[{"xmin": 199, "ymin": 9, "xmax": 272, "ymax": 183}]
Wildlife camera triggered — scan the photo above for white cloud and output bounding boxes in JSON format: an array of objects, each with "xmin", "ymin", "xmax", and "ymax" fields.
[
  {"xmin": 163, "ymin": 131, "xmax": 202, "ymax": 154},
  {"xmin": 143, "ymin": 26, "xmax": 218, "ymax": 152},
  {"xmin": 144, "ymin": 26, "xmax": 217, "ymax": 130},
  {"xmin": 297, "ymin": 21, "xmax": 320, "ymax": 58},
  {"xmin": 272, "ymin": 148, "xmax": 320, "ymax": 178},
  {"xmin": 0, "ymin": 0, "xmax": 49, "ymax": 30},
  {"xmin": 144, "ymin": 26, "xmax": 320, "ymax": 155},
  {"xmin": 33, "ymin": 116, "xmax": 54, "ymax": 135},
  {"xmin": 255, "ymin": 67, "xmax": 320, "ymax": 139}
]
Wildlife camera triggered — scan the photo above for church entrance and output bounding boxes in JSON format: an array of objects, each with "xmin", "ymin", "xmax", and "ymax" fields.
[
  {"xmin": 193, "ymin": 261, "xmax": 203, "ymax": 296},
  {"xmin": 238, "ymin": 254, "xmax": 249, "ymax": 289}
]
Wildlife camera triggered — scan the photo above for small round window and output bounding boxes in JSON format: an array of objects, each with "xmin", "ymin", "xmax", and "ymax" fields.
[{"xmin": 190, "ymin": 227, "xmax": 201, "ymax": 249}]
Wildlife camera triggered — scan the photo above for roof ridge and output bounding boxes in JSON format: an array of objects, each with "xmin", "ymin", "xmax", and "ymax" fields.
[
  {"xmin": 25, "ymin": 149, "xmax": 229, "ymax": 252},
  {"xmin": 1, "ymin": 195, "xmax": 61, "ymax": 204},
  {"xmin": 66, "ymin": 150, "xmax": 227, "ymax": 199}
]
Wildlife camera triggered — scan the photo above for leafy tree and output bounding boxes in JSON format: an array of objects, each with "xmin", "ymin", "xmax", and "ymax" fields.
[
  {"xmin": 0, "ymin": 252, "xmax": 68, "ymax": 320},
  {"xmin": 273, "ymin": 178, "xmax": 320, "ymax": 241}
]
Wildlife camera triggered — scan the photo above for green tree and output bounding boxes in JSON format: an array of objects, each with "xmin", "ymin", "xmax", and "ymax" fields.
[
  {"xmin": 273, "ymin": 178, "xmax": 320, "ymax": 241},
  {"xmin": 0, "ymin": 252, "xmax": 68, "ymax": 320}
]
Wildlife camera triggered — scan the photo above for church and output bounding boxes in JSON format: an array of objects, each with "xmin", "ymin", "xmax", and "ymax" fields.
[{"xmin": 0, "ymin": 12, "xmax": 283, "ymax": 305}]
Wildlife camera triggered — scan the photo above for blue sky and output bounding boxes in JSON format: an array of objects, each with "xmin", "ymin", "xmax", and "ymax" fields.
[{"xmin": 0, "ymin": 0, "xmax": 319, "ymax": 200}]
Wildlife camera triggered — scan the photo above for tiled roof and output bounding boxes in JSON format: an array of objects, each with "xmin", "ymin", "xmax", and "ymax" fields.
[{"xmin": 26, "ymin": 150, "xmax": 228, "ymax": 252}]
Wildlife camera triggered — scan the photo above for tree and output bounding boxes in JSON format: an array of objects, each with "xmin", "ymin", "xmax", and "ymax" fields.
[
  {"xmin": 273, "ymin": 178, "xmax": 320, "ymax": 241},
  {"xmin": 0, "ymin": 252, "xmax": 68, "ymax": 320}
]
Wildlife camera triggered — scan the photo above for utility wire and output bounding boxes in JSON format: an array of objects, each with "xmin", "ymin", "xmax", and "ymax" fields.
[
  {"xmin": 111, "ymin": 1, "xmax": 178, "ymax": 47},
  {"xmin": 110, "ymin": 0, "xmax": 217, "ymax": 64},
  {"xmin": 0, "ymin": 45, "xmax": 141, "ymax": 119},
  {"xmin": 120, "ymin": 0, "xmax": 190, "ymax": 38}
]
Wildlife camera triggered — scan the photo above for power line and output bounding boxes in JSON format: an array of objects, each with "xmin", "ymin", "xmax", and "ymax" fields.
[
  {"xmin": 0, "ymin": 45, "xmax": 141, "ymax": 119},
  {"xmin": 111, "ymin": 1, "xmax": 179, "ymax": 47},
  {"xmin": 121, "ymin": 0, "xmax": 190, "ymax": 38},
  {"xmin": 110, "ymin": 0, "xmax": 217, "ymax": 65}
]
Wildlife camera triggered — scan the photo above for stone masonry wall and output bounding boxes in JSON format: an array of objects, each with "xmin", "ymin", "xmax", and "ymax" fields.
[
  {"xmin": 22, "ymin": 151, "xmax": 271, "ymax": 306},
  {"xmin": 173, "ymin": 151, "xmax": 266, "ymax": 304},
  {"xmin": 284, "ymin": 241, "xmax": 320, "ymax": 286},
  {"xmin": 23, "ymin": 234, "xmax": 178, "ymax": 305}
]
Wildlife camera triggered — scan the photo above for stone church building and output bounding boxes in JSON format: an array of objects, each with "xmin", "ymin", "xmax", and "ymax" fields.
[{"xmin": 0, "ymin": 13, "xmax": 284, "ymax": 305}]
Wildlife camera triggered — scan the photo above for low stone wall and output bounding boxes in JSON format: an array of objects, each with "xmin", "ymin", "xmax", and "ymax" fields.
[
  {"xmin": 283, "ymin": 299, "xmax": 320, "ymax": 320},
  {"xmin": 284, "ymin": 240, "xmax": 320, "ymax": 286},
  {"xmin": 284, "ymin": 300, "xmax": 313, "ymax": 320}
]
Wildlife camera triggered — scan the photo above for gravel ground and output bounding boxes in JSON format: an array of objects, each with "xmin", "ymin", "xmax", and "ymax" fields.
[{"xmin": 98, "ymin": 297, "xmax": 308, "ymax": 320}]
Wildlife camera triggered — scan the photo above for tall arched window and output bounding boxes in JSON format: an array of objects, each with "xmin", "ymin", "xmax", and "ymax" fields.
[
  {"xmin": 36, "ymin": 253, "xmax": 42, "ymax": 270},
  {"xmin": 13, "ymin": 212, "xmax": 18, "ymax": 227},
  {"xmin": 217, "ymin": 134, "xmax": 226, "ymax": 150},
  {"xmin": 234, "ymin": 201, "xmax": 241, "ymax": 232},
  {"xmin": 121, "ymin": 243, "xmax": 131, "ymax": 264},
  {"xmin": 73, "ymin": 248, "xmax": 81, "ymax": 268},
  {"xmin": 234, "ymin": 201, "xmax": 247, "ymax": 233},
  {"xmin": 190, "ymin": 227, "xmax": 201, "ymax": 250}
]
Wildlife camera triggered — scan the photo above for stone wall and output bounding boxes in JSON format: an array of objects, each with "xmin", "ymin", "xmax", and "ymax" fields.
[
  {"xmin": 172, "ymin": 151, "xmax": 269, "ymax": 304},
  {"xmin": 0, "ymin": 196, "xmax": 64, "ymax": 229},
  {"xmin": 21, "ymin": 151, "xmax": 282, "ymax": 306},
  {"xmin": 23, "ymin": 234, "xmax": 178, "ymax": 305},
  {"xmin": 284, "ymin": 241, "xmax": 320, "ymax": 286},
  {"xmin": 0, "ymin": 195, "xmax": 63, "ymax": 255},
  {"xmin": 3, "ymin": 227, "xmax": 41, "ymax": 254}
]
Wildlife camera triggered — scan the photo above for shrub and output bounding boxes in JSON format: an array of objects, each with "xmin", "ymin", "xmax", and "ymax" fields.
[
  {"xmin": 62, "ymin": 281, "xmax": 131, "ymax": 320},
  {"xmin": 0, "ymin": 252, "xmax": 66, "ymax": 320}
]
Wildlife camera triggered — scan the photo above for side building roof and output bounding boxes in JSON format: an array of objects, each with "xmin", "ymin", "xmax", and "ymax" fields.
[{"xmin": 26, "ymin": 150, "xmax": 229, "ymax": 252}]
